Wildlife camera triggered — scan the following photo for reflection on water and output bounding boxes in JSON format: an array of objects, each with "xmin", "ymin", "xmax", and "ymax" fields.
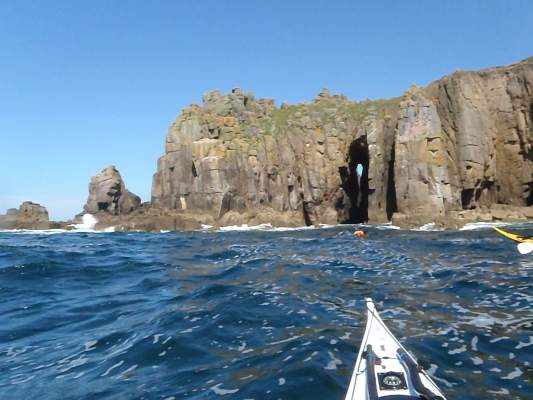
[{"xmin": 0, "ymin": 226, "xmax": 532, "ymax": 399}]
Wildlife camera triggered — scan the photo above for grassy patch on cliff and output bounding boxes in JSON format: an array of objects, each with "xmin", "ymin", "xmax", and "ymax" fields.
[{"xmin": 239, "ymin": 96, "xmax": 402, "ymax": 139}]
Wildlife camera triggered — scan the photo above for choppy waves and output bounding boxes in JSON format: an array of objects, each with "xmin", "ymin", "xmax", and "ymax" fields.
[{"xmin": 0, "ymin": 226, "xmax": 532, "ymax": 399}]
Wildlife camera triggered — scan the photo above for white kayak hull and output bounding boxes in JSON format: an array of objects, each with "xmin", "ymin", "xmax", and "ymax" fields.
[{"xmin": 345, "ymin": 298, "xmax": 447, "ymax": 400}]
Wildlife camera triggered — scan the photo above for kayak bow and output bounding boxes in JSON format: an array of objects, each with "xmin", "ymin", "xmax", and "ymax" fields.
[
  {"xmin": 345, "ymin": 299, "xmax": 447, "ymax": 400},
  {"xmin": 493, "ymin": 227, "xmax": 533, "ymax": 243}
]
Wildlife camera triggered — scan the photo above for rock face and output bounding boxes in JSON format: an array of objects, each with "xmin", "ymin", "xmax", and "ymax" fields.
[
  {"xmin": 151, "ymin": 57, "xmax": 533, "ymax": 227},
  {"xmin": 392, "ymin": 88, "xmax": 458, "ymax": 224},
  {"xmin": 392, "ymin": 58, "xmax": 533, "ymax": 226},
  {"xmin": 152, "ymin": 87, "xmax": 401, "ymax": 226},
  {"xmin": 426, "ymin": 60, "xmax": 533, "ymax": 210},
  {"xmin": 0, "ymin": 202, "xmax": 50, "ymax": 229},
  {"xmin": 83, "ymin": 166, "xmax": 141, "ymax": 215}
]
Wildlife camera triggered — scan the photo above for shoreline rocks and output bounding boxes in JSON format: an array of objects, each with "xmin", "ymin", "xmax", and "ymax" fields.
[
  {"xmin": 4, "ymin": 57, "xmax": 533, "ymax": 232},
  {"xmin": 0, "ymin": 201, "xmax": 50, "ymax": 229},
  {"xmin": 82, "ymin": 203, "xmax": 533, "ymax": 232},
  {"xmin": 1, "ymin": 202, "xmax": 531, "ymax": 232}
]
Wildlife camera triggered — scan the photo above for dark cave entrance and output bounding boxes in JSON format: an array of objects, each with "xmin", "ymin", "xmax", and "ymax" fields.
[
  {"xmin": 527, "ymin": 184, "xmax": 533, "ymax": 207},
  {"xmin": 302, "ymin": 198, "xmax": 313, "ymax": 226},
  {"xmin": 386, "ymin": 144, "xmax": 397, "ymax": 220},
  {"xmin": 461, "ymin": 181, "xmax": 495, "ymax": 209},
  {"xmin": 340, "ymin": 136, "xmax": 369, "ymax": 223}
]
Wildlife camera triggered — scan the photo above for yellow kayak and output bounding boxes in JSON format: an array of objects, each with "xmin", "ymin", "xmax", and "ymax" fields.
[{"xmin": 493, "ymin": 227, "xmax": 533, "ymax": 243}]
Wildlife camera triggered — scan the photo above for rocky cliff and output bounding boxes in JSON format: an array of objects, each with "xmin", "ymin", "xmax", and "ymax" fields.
[
  {"xmin": 391, "ymin": 58, "xmax": 533, "ymax": 226},
  {"xmin": 151, "ymin": 88, "xmax": 401, "ymax": 226},
  {"xmin": 150, "ymin": 57, "xmax": 533, "ymax": 228}
]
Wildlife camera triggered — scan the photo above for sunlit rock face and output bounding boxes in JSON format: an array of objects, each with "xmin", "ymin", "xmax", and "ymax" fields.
[
  {"xmin": 152, "ymin": 57, "xmax": 533, "ymax": 227},
  {"xmin": 426, "ymin": 59, "xmax": 533, "ymax": 211},
  {"xmin": 0, "ymin": 201, "xmax": 50, "ymax": 229},
  {"xmin": 151, "ymin": 87, "xmax": 400, "ymax": 226},
  {"xmin": 84, "ymin": 166, "xmax": 141, "ymax": 215}
]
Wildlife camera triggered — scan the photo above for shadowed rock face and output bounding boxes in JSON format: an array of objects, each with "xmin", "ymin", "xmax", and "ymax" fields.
[
  {"xmin": 151, "ymin": 57, "xmax": 533, "ymax": 227},
  {"xmin": 0, "ymin": 202, "xmax": 50, "ymax": 229},
  {"xmin": 84, "ymin": 166, "xmax": 141, "ymax": 215}
]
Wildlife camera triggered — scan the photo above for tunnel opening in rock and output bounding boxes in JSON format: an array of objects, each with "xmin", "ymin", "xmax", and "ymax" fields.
[
  {"xmin": 340, "ymin": 136, "xmax": 369, "ymax": 223},
  {"xmin": 386, "ymin": 145, "xmax": 397, "ymax": 220}
]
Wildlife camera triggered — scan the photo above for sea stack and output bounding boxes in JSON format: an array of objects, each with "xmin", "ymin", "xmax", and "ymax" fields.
[
  {"xmin": 83, "ymin": 166, "xmax": 141, "ymax": 215},
  {"xmin": 0, "ymin": 201, "xmax": 50, "ymax": 229}
]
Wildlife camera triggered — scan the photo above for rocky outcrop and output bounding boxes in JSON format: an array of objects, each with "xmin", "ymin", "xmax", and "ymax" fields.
[
  {"xmin": 426, "ymin": 59, "xmax": 533, "ymax": 210},
  {"xmin": 393, "ymin": 87, "xmax": 459, "ymax": 222},
  {"xmin": 151, "ymin": 57, "xmax": 533, "ymax": 228},
  {"xmin": 83, "ymin": 166, "xmax": 141, "ymax": 215},
  {"xmin": 0, "ymin": 201, "xmax": 50, "ymax": 229},
  {"xmin": 91, "ymin": 205, "xmax": 215, "ymax": 232},
  {"xmin": 0, "ymin": 208, "xmax": 19, "ymax": 229},
  {"xmin": 151, "ymin": 87, "xmax": 400, "ymax": 226}
]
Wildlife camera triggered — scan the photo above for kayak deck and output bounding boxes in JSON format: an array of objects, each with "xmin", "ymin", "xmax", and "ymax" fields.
[{"xmin": 345, "ymin": 299, "xmax": 446, "ymax": 400}]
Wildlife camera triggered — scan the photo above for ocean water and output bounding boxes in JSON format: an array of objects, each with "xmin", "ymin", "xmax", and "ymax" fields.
[{"xmin": 0, "ymin": 225, "xmax": 532, "ymax": 400}]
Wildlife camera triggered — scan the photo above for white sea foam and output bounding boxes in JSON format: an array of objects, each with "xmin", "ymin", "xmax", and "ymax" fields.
[
  {"xmin": 358, "ymin": 222, "xmax": 401, "ymax": 230},
  {"xmin": 317, "ymin": 223, "xmax": 338, "ymax": 229},
  {"xmin": 487, "ymin": 388, "xmax": 510, "ymax": 395},
  {"xmin": 501, "ymin": 367, "xmax": 523, "ymax": 380},
  {"xmin": 324, "ymin": 351, "xmax": 342, "ymax": 370},
  {"xmin": 373, "ymin": 223, "xmax": 401, "ymax": 230},
  {"xmin": 210, "ymin": 383, "xmax": 239, "ymax": 395},
  {"xmin": 413, "ymin": 222, "xmax": 444, "ymax": 232},
  {"xmin": 471, "ymin": 356, "xmax": 483, "ymax": 365},
  {"xmin": 71, "ymin": 214, "xmax": 98, "ymax": 230},
  {"xmin": 460, "ymin": 221, "xmax": 513, "ymax": 231},
  {"xmin": 0, "ymin": 214, "xmax": 113, "ymax": 235},
  {"xmin": 266, "ymin": 334, "xmax": 303, "ymax": 346},
  {"xmin": 217, "ymin": 223, "xmax": 337, "ymax": 232},
  {"xmin": 219, "ymin": 223, "xmax": 273, "ymax": 231},
  {"xmin": 0, "ymin": 229, "xmax": 69, "ymax": 235},
  {"xmin": 516, "ymin": 336, "xmax": 533, "ymax": 349},
  {"xmin": 447, "ymin": 344, "xmax": 467, "ymax": 355}
]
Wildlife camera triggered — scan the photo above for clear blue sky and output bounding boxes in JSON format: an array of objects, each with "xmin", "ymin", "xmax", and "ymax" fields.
[{"xmin": 1, "ymin": 1, "xmax": 532, "ymax": 220}]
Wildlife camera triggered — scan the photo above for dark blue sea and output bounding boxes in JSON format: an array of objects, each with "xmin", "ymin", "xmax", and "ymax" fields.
[{"xmin": 1, "ymin": 224, "xmax": 532, "ymax": 400}]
